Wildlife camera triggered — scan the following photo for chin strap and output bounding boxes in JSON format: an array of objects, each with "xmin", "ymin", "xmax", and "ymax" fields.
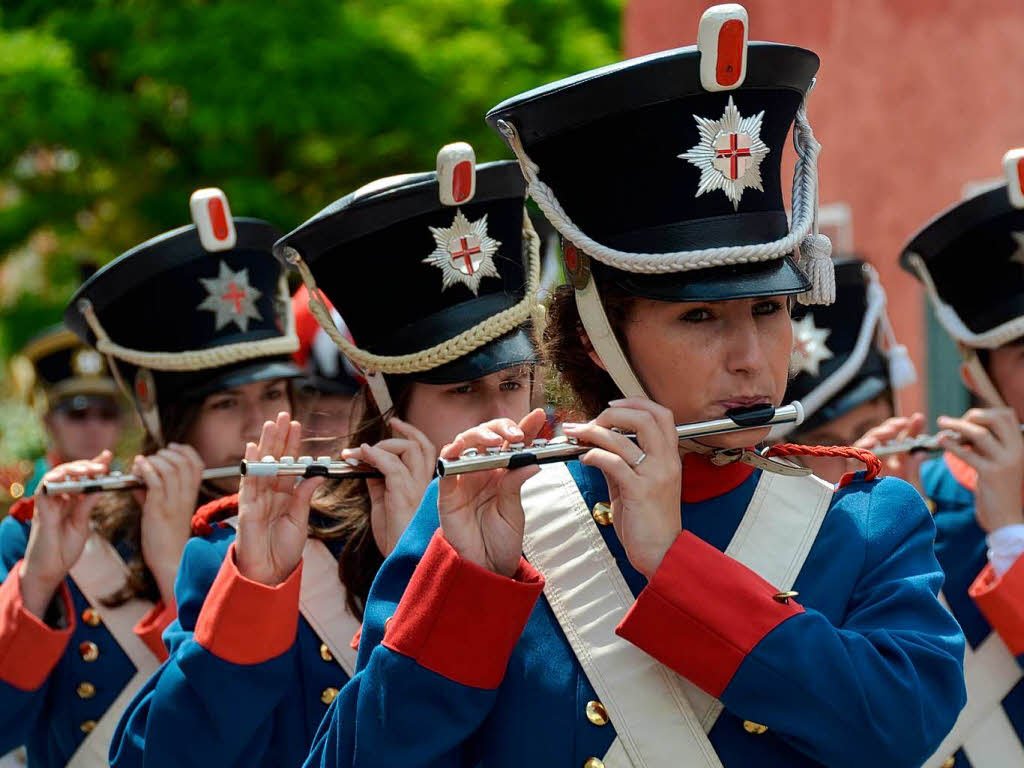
[{"xmin": 961, "ymin": 346, "xmax": 1007, "ymax": 407}]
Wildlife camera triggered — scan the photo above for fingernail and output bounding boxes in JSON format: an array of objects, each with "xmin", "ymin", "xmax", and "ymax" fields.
[
  {"xmin": 608, "ymin": 399, "xmax": 626, "ymax": 405},
  {"xmin": 563, "ymin": 423, "xmax": 579, "ymax": 430}
]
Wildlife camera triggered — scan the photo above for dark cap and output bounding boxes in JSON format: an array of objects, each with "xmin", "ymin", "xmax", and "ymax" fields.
[
  {"xmin": 486, "ymin": 34, "xmax": 819, "ymax": 301},
  {"xmin": 275, "ymin": 159, "xmax": 536, "ymax": 385}
]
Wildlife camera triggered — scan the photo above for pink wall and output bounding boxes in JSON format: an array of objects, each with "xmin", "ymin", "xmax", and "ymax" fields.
[{"xmin": 625, "ymin": 0, "xmax": 1024, "ymax": 414}]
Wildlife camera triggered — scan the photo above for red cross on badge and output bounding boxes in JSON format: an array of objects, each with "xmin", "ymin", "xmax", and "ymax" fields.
[
  {"xmin": 713, "ymin": 132, "xmax": 752, "ymax": 181},
  {"xmin": 450, "ymin": 235, "xmax": 482, "ymax": 275}
]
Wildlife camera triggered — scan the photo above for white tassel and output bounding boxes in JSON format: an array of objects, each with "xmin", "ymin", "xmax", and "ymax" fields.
[
  {"xmin": 886, "ymin": 344, "xmax": 917, "ymax": 389},
  {"xmin": 796, "ymin": 233, "xmax": 835, "ymax": 305}
]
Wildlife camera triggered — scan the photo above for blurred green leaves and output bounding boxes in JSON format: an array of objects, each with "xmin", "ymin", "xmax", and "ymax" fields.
[{"xmin": 0, "ymin": 0, "xmax": 621, "ymax": 357}]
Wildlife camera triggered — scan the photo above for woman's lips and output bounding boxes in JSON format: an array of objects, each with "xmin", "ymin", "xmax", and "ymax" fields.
[{"xmin": 716, "ymin": 396, "xmax": 772, "ymax": 410}]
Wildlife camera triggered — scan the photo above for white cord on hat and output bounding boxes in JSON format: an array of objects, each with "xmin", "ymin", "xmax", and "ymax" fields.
[
  {"xmin": 907, "ymin": 252, "xmax": 1024, "ymax": 349},
  {"xmin": 495, "ymin": 89, "xmax": 834, "ymax": 305},
  {"xmin": 77, "ymin": 275, "xmax": 299, "ymax": 371}
]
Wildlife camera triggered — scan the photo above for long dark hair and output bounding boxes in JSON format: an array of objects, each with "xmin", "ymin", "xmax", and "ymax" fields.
[{"xmin": 307, "ymin": 379, "xmax": 415, "ymax": 620}]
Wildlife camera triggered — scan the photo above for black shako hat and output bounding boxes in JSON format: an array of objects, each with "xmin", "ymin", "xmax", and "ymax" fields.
[
  {"xmin": 484, "ymin": 3, "xmax": 832, "ymax": 399},
  {"xmin": 274, "ymin": 146, "xmax": 538, "ymax": 414},
  {"xmin": 9, "ymin": 324, "xmax": 120, "ymax": 414},
  {"xmin": 775, "ymin": 259, "xmax": 915, "ymax": 438},
  {"xmin": 900, "ymin": 149, "xmax": 1024, "ymax": 407},
  {"xmin": 65, "ymin": 188, "xmax": 300, "ymax": 442}
]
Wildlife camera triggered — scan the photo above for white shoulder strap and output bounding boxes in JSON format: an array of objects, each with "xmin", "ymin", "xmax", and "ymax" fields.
[
  {"xmin": 66, "ymin": 534, "xmax": 161, "ymax": 768},
  {"xmin": 521, "ymin": 464, "xmax": 833, "ymax": 767},
  {"xmin": 922, "ymin": 595, "xmax": 1024, "ymax": 768},
  {"xmin": 221, "ymin": 518, "xmax": 360, "ymax": 676}
]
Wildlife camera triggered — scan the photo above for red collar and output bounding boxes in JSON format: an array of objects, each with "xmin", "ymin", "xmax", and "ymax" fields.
[
  {"xmin": 46, "ymin": 450, "xmax": 64, "ymax": 467},
  {"xmin": 681, "ymin": 451, "xmax": 755, "ymax": 504},
  {"xmin": 943, "ymin": 451, "xmax": 977, "ymax": 492}
]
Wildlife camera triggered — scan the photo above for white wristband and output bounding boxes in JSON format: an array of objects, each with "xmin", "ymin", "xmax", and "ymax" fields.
[{"xmin": 986, "ymin": 524, "xmax": 1024, "ymax": 579}]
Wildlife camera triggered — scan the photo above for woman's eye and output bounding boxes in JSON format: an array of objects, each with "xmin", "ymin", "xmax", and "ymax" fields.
[
  {"xmin": 210, "ymin": 398, "xmax": 236, "ymax": 411},
  {"xmin": 449, "ymin": 385, "xmax": 474, "ymax": 395},
  {"xmin": 681, "ymin": 308, "xmax": 713, "ymax": 323},
  {"xmin": 753, "ymin": 300, "xmax": 783, "ymax": 316},
  {"xmin": 499, "ymin": 380, "xmax": 523, "ymax": 392},
  {"xmin": 264, "ymin": 388, "xmax": 285, "ymax": 401}
]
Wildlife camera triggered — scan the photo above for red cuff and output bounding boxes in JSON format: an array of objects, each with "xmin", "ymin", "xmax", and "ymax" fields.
[
  {"xmin": 134, "ymin": 599, "xmax": 177, "ymax": 662},
  {"xmin": 616, "ymin": 531, "xmax": 803, "ymax": 698},
  {"xmin": 9, "ymin": 497, "xmax": 33, "ymax": 523},
  {"xmin": 350, "ymin": 627, "xmax": 361, "ymax": 651},
  {"xmin": 382, "ymin": 530, "xmax": 544, "ymax": 689},
  {"xmin": 194, "ymin": 543, "xmax": 302, "ymax": 664},
  {"xmin": 0, "ymin": 561, "xmax": 75, "ymax": 690},
  {"xmin": 970, "ymin": 557, "xmax": 1024, "ymax": 655}
]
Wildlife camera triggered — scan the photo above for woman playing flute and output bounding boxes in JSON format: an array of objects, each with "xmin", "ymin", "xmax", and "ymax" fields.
[
  {"xmin": 301, "ymin": 6, "xmax": 965, "ymax": 767},
  {"xmin": 111, "ymin": 149, "xmax": 540, "ymax": 768},
  {"xmin": 0, "ymin": 188, "xmax": 302, "ymax": 767},
  {"xmin": 899, "ymin": 151, "xmax": 1024, "ymax": 767}
]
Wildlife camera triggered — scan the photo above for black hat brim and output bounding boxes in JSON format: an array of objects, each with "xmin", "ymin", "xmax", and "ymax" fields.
[
  {"xmin": 596, "ymin": 254, "xmax": 809, "ymax": 302},
  {"xmin": 797, "ymin": 374, "xmax": 890, "ymax": 434},
  {"xmin": 179, "ymin": 358, "xmax": 303, "ymax": 401},
  {"xmin": 409, "ymin": 328, "xmax": 536, "ymax": 385}
]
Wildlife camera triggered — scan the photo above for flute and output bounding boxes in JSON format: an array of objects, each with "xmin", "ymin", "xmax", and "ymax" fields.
[
  {"xmin": 41, "ymin": 456, "xmax": 382, "ymax": 495},
  {"xmin": 871, "ymin": 425, "xmax": 1024, "ymax": 457},
  {"xmin": 436, "ymin": 402, "xmax": 805, "ymax": 477},
  {"xmin": 42, "ymin": 466, "xmax": 242, "ymax": 495}
]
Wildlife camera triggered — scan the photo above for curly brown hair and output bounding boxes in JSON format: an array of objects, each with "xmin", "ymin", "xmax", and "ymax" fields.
[{"xmin": 541, "ymin": 283, "xmax": 637, "ymax": 421}]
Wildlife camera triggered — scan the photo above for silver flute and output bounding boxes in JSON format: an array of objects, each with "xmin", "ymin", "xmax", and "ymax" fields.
[
  {"xmin": 871, "ymin": 425, "xmax": 1024, "ymax": 457},
  {"xmin": 436, "ymin": 402, "xmax": 805, "ymax": 477},
  {"xmin": 239, "ymin": 455, "xmax": 381, "ymax": 479},
  {"xmin": 41, "ymin": 456, "xmax": 383, "ymax": 495},
  {"xmin": 42, "ymin": 466, "xmax": 242, "ymax": 495}
]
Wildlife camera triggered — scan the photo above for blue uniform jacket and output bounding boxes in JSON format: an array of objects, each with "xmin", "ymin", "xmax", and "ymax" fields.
[
  {"xmin": 923, "ymin": 453, "xmax": 1024, "ymax": 767},
  {"xmin": 110, "ymin": 517, "xmax": 354, "ymax": 768},
  {"xmin": 304, "ymin": 454, "xmax": 966, "ymax": 768},
  {"xmin": 0, "ymin": 499, "xmax": 172, "ymax": 768}
]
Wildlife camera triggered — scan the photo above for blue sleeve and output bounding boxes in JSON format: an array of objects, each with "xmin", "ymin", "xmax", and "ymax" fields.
[
  {"xmin": 109, "ymin": 530, "xmax": 299, "ymax": 768},
  {"xmin": 305, "ymin": 480, "xmax": 542, "ymax": 768},
  {"xmin": 0, "ymin": 516, "xmax": 51, "ymax": 754},
  {"xmin": 721, "ymin": 478, "xmax": 967, "ymax": 767}
]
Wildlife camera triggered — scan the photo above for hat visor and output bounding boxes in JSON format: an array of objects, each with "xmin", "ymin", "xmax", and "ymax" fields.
[
  {"xmin": 181, "ymin": 359, "xmax": 304, "ymax": 400},
  {"xmin": 410, "ymin": 328, "xmax": 537, "ymax": 385},
  {"xmin": 52, "ymin": 393, "xmax": 121, "ymax": 413},
  {"xmin": 798, "ymin": 374, "xmax": 890, "ymax": 434},
  {"xmin": 598, "ymin": 255, "xmax": 810, "ymax": 302},
  {"xmin": 49, "ymin": 378, "xmax": 120, "ymax": 402},
  {"xmin": 298, "ymin": 375, "xmax": 361, "ymax": 397}
]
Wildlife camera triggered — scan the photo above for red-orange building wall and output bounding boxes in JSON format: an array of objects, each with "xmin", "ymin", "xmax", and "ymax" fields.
[{"xmin": 626, "ymin": 0, "xmax": 1024, "ymax": 415}]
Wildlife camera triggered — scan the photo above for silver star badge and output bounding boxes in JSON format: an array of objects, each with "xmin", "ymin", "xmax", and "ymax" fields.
[
  {"xmin": 197, "ymin": 262, "xmax": 263, "ymax": 332},
  {"xmin": 790, "ymin": 314, "xmax": 834, "ymax": 377},
  {"xmin": 423, "ymin": 209, "xmax": 501, "ymax": 294},
  {"xmin": 679, "ymin": 96, "xmax": 770, "ymax": 210}
]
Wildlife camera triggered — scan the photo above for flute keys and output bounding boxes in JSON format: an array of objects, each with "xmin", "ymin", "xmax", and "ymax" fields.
[
  {"xmin": 461, "ymin": 448, "xmax": 479, "ymax": 458},
  {"xmin": 509, "ymin": 442, "xmax": 525, "ymax": 451},
  {"xmin": 280, "ymin": 456, "xmax": 295, "ymax": 464},
  {"xmin": 316, "ymin": 456, "xmax": 331, "ymax": 463},
  {"xmin": 298, "ymin": 456, "xmax": 314, "ymax": 464},
  {"xmin": 485, "ymin": 447, "xmax": 502, "ymax": 455},
  {"xmin": 531, "ymin": 439, "xmax": 548, "ymax": 447},
  {"xmin": 344, "ymin": 458, "xmax": 362, "ymax": 467},
  {"xmin": 261, "ymin": 456, "xmax": 276, "ymax": 463}
]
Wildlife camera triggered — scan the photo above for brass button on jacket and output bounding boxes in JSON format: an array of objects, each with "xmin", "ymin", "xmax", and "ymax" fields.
[
  {"xmin": 591, "ymin": 502, "xmax": 613, "ymax": 526},
  {"xmin": 583, "ymin": 759, "xmax": 605, "ymax": 768},
  {"xmin": 81, "ymin": 608, "xmax": 101, "ymax": 627},
  {"xmin": 79, "ymin": 641, "xmax": 99, "ymax": 662},
  {"xmin": 319, "ymin": 643, "xmax": 333, "ymax": 663},
  {"xmin": 742, "ymin": 720, "xmax": 769, "ymax": 735},
  {"xmin": 76, "ymin": 682, "xmax": 97, "ymax": 699},
  {"xmin": 321, "ymin": 687, "xmax": 340, "ymax": 705},
  {"xmin": 940, "ymin": 757, "xmax": 955, "ymax": 768},
  {"xmin": 80, "ymin": 720, "xmax": 97, "ymax": 733},
  {"xmin": 585, "ymin": 700, "xmax": 609, "ymax": 726}
]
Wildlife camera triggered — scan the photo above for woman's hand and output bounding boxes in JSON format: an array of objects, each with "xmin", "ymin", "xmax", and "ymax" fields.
[
  {"xmin": 938, "ymin": 407, "xmax": 1024, "ymax": 533},
  {"xmin": 235, "ymin": 412, "xmax": 324, "ymax": 586},
  {"xmin": 132, "ymin": 443, "xmax": 205, "ymax": 604},
  {"xmin": 21, "ymin": 452, "xmax": 112, "ymax": 619},
  {"xmin": 437, "ymin": 408, "xmax": 547, "ymax": 578},
  {"xmin": 342, "ymin": 417, "xmax": 436, "ymax": 558},
  {"xmin": 854, "ymin": 413, "xmax": 927, "ymax": 495},
  {"xmin": 565, "ymin": 397, "xmax": 682, "ymax": 580}
]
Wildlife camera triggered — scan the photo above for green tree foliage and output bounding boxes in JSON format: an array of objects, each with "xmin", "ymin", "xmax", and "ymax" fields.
[{"xmin": 0, "ymin": 0, "xmax": 621, "ymax": 355}]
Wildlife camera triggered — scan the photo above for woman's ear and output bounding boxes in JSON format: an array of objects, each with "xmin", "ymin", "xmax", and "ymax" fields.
[
  {"xmin": 959, "ymin": 361, "xmax": 979, "ymax": 398},
  {"xmin": 578, "ymin": 325, "xmax": 607, "ymax": 371}
]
